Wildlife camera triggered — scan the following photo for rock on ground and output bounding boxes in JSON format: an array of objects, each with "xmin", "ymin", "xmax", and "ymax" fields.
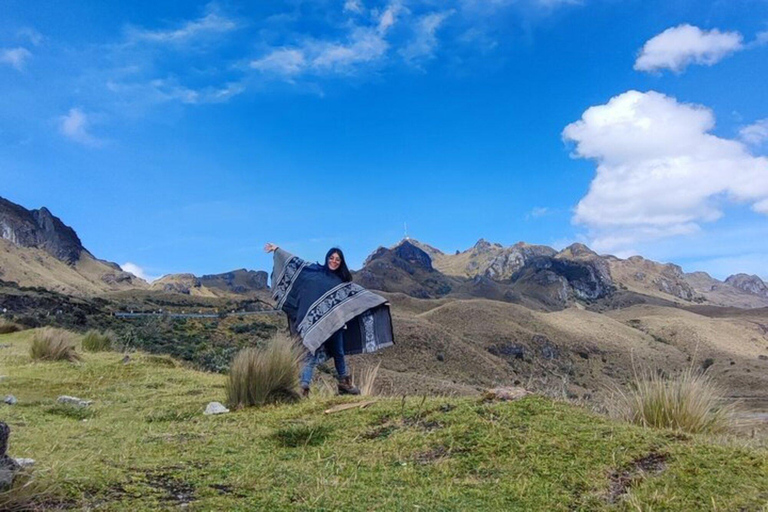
[
  {"xmin": 204, "ymin": 402, "xmax": 230, "ymax": 415},
  {"xmin": 57, "ymin": 395, "xmax": 93, "ymax": 408}
]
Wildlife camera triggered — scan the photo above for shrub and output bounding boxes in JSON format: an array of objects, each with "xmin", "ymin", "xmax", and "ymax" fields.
[
  {"xmin": 81, "ymin": 330, "xmax": 115, "ymax": 352},
  {"xmin": 29, "ymin": 328, "xmax": 82, "ymax": 362},
  {"xmin": 0, "ymin": 321, "xmax": 23, "ymax": 335},
  {"xmin": 614, "ymin": 367, "xmax": 735, "ymax": 434},
  {"xmin": 226, "ymin": 334, "xmax": 302, "ymax": 408}
]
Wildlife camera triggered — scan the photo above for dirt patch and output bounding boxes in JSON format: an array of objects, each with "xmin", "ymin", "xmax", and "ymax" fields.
[
  {"xmin": 143, "ymin": 467, "xmax": 196, "ymax": 505},
  {"xmin": 412, "ymin": 445, "xmax": 451, "ymax": 465},
  {"xmin": 607, "ymin": 452, "xmax": 669, "ymax": 503}
]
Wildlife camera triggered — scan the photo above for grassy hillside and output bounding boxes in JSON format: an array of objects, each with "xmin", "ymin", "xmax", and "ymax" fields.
[{"xmin": 1, "ymin": 329, "xmax": 767, "ymax": 511}]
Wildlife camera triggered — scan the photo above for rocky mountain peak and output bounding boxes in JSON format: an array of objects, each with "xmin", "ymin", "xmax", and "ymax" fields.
[
  {"xmin": 725, "ymin": 273, "xmax": 768, "ymax": 298},
  {"xmin": 0, "ymin": 196, "xmax": 85, "ymax": 264},
  {"xmin": 394, "ymin": 241, "xmax": 434, "ymax": 271}
]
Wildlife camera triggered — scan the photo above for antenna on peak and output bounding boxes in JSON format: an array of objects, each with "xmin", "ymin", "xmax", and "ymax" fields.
[{"xmin": 404, "ymin": 222, "xmax": 410, "ymax": 241}]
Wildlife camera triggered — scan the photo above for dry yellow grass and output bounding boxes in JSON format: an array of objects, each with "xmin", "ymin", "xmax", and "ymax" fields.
[
  {"xmin": 353, "ymin": 362, "xmax": 381, "ymax": 396},
  {"xmin": 29, "ymin": 327, "xmax": 81, "ymax": 362},
  {"xmin": 226, "ymin": 334, "xmax": 302, "ymax": 408},
  {"xmin": 612, "ymin": 366, "xmax": 737, "ymax": 434}
]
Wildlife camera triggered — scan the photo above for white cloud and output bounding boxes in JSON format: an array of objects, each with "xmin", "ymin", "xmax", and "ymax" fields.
[
  {"xmin": 0, "ymin": 47, "xmax": 32, "ymax": 70},
  {"xmin": 126, "ymin": 8, "xmax": 237, "ymax": 44},
  {"xmin": 635, "ymin": 24, "xmax": 743, "ymax": 73},
  {"xmin": 400, "ymin": 11, "xmax": 453, "ymax": 64},
  {"xmin": 250, "ymin": 1, "xmax": 402, "ymax": 78},
  {"xmin": 563, "ymin": 90, "xmax": 768, "ymax": 253},
  {"xmin": 121, "ymin": 262, "xmax": 159, "ymax": 283},
  {"xmin": 526, "ymin": 206, "xmax": 552, "ymax": 220},
  {"xmin": 58, "ymin": 108, "xmax": 101, "ymax": 146},
  {"xmin": 344, "ymin": 0, "xmax": 364, "ymax": 14},
  {"xmin": 740, "ymin": 118, "xmax": 768, "ymax": 146},
  {"xmin": 18, "ymin": 28, "xmax": 43, "ymax": 46}
]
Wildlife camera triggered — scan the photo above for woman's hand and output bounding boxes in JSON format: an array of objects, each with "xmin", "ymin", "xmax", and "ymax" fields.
[{"xmin": 264, "ymin": 242, "xmax": 279, "ymax": 253}]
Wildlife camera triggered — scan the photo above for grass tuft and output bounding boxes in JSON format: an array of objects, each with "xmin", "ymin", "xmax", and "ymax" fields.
[
  {"xmin": 613, "ymin": 367, "xmax": 736, "ymax": 434},
  {"xmin": 354, "ymin": 362, "xmax": 381, "ymax": 397},
  {"xmin": 225, "ymin": 334, "xmax": 302, "ymax": 408},
  {"xmin": 272, "ymin": 424, "xmax": 332, "ymax": 448},
  {"xmin": 44, "ymin": 403, "xmax": 96, "ymax": 421},
  {"xmin": 81, "ymin": 330, "xmax": 115, "ymax": 352},
  {"xmin": 29, "ymin": 328, "xmax": 82, "ymax": 362},
  {"xmin": 0, "ymin": 320, "xmax": 23, "ymax": 335}
]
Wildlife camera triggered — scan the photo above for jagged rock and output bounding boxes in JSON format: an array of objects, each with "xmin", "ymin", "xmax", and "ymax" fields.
[
  {"xmin": 393, "ymin": 241, "xmax": 434, "ymax": 271},
  {"xmin": 725, "ymin": 274, "xmax": 768, "ymax": 298},
  {"xmin": 0, "ymin": 197, "xmax": 85, "ymax": 264},
  {"xmin": 199, "ymin": 269, "xmax": 268, "ymax": 294},
  {"xmin": 484, "ymin": 243, "xmax": 558, "ymax": 281},
  {"xmin": 483, "ymin": 387, "xmax": 531, "ymax": 402},
  {"xmin": 101, "ymin": 271, "xmax": 135, "ymax": 285},
  {"xmin": 3, "ymin": 395, "xmax": 17, "ymax": 405},
  {"xmin": 57, "ymin": 395, "xmax": 92, "ymax": 408},
  {"xmin": 204, "ymin": 402, "xmax": 230, "ymax": 415}
]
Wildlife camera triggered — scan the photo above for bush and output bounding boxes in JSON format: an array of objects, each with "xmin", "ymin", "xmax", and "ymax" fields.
[
  {"xmin": 29, "ymin": 328, "xmax": 82, "ymax": 362},
  {"xmin": 0, "ymin": 321, "xmax": 23, "ymax": 335},
  {"xmin": 81, "ymin": 330, "xmax": 115, "ymax": 352},
  {"xmin": 614, "ymin": 367, "xmax": 735, "ymax": 434},
  {"xmin": 226, "ymin": 334, "xmax": 302, "ymax": 408}
]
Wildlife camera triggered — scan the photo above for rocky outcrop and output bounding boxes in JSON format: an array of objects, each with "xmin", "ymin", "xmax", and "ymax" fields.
[
  {"xmin": 725, "ymin": 274, "xmax": 768, "ymax": 298},
  {"xmin": 200, "ymin": 269, "xmax": 268, "ymax": 294},
  {"xmin": 151, "ymin": 273, "xmax": 201, "ymax": 295},
  {"xmin": 0, "ymin": 197, "xmax": 85, "ymax": 264},
  {"xmin": 485, "ymin": 243, "xmax": 557, "ymax": 280},
  {"xmin": 511, "ymin": 256, "xmax": 615, "ymax": 303}
]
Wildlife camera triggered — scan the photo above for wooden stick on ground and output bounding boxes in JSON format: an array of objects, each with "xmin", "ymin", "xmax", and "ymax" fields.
[{"xmin": 324, "ymin": 400, "xmax": 377, "ymax": 414}]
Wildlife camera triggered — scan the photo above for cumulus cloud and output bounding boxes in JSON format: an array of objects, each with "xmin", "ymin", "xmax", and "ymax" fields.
[
  {"xmin": 400, "ymin": 11, "xmax": 453, "ymax": 64},
  {"xmin": 121, "ymin": 262, "xmax": 159, "ymax": 283},
  {"xmin": 0, "ymin": 47, "xmax": 32, "ymax": 70},
  {"xmin": 563, "ymin": 90, "xmax": 768, "ymax": 253},
  {"xmin": 58, "ymin": 108, "xmax": 101, "ymax": 146},
  {"xmin": 740, "ymin": 118, "xmax": 768, "ymax": 146},
  {"xmin": 635, "ymin": 24, "xmax": 743, "ymax": 73}
]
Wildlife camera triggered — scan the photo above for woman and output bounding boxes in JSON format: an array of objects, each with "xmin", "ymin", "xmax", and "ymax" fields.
[{"xmin": 264, "ymin": 243, "xmax": 394, "ymax": 397}]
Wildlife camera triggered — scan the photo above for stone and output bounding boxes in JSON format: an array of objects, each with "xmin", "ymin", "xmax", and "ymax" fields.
[
  {"xmin": 14, "ymin": 458, "xmax": 34, "ymax": 469},
  {"xmin": 483, "ymin": 387, "xmax": 531, "ymax": 402},
  {"xmin": 204, "ymin": 402, "xmax": 230, "ymax": 415},
  {"xmin": 3, "ymin": 395, "xmax": 17, "ymax": 405},
  {"xmin": 121, "ymin": 354, "xmax": 131, "ymax": 364},
  {"xmin": 57, "ymin": 395, "xmax": 93, "ymax": 408}
]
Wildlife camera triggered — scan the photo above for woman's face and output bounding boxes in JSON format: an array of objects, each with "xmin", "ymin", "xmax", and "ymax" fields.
[{"xmin": 327, "ymin": 252, "xmax": 342, "ymax": 271}]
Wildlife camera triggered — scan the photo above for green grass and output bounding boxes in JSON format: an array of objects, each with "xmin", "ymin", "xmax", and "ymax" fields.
[
  {"xmin": 81, "ymin": 329, "xmax": 115, "ymax": 352},
  {"xmin": 1, "ymin": 329, "xmax": 767, "ymax": 511}
]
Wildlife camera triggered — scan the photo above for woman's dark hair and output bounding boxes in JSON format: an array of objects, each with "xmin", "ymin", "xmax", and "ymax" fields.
[{"xmin": 324, "ymin": 247, "xmax": 352, "ymax": 282}]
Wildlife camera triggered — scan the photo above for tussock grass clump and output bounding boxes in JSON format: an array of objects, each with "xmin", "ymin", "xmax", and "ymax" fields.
[
  {"xmin": 226, "ymin": 334, "xmax": 302, "ymax": 408},
  {"xmin": 615, "ymin": 367, "xmax": 736, "ymax": 434},
  {"xmin": 354, "ymin": 362, "xmax": 381, "ymax": 397},
  {"xmin": 0, "ymin": 320, "xmax": 23, "ymax": 334},
  {"xmin": 81, "ymin": 330, "xmax": 115, "ymax": 352},
  {"xmin": 29, "ymin": 328, "xmax": 82, "ymax": 362}
]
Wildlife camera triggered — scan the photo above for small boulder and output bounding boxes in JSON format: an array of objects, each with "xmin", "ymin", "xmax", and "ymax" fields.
[
  {"xmin": 14, "ymin": 458, "xmax": 34, "ymax": 469},
  {"xmin": 483, "ymin": 387, "xmax": 531, "ymax": 402},
  {"xmin": 0, "ymin": 422, "xmax": 21, "ymax": 491},
  {"xmin": 3, "ymin": 395, "xmax": 17, "ymax": 405},
  {"xmin": 204, "ymin": 402, "xmax": 230, "ymax": 415},
  {"xmin": 57, "ymin": 396, "xmax": 93, "ymax": 408}
]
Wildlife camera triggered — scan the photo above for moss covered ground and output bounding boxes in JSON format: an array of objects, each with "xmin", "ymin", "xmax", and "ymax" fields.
[{"xmin": 1, "ymin": 329, "xmax": 767, "ymax": 511}]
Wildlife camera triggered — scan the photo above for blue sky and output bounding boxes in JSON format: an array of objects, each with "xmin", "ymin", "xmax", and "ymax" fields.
[{"xmin": 1, "ymin": 0, "xmax": 767, "ymax": 281}]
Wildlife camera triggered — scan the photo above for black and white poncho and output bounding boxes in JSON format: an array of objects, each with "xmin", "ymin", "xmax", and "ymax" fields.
[{"xmin": 271, "ymin": 248, "xmax": 394, "ymax": 356}]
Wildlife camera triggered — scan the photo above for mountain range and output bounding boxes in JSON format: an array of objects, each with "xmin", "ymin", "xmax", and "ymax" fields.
[{"xmin": 1, "ymin": 195, "xmax": 767, "ymax": 309}]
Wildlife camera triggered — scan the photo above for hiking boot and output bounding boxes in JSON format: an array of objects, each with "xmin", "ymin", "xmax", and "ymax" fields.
[
  {"xmin": 301, "ymin": 386, "xmax": 310, "ymax": 399},
  {"xmin": 337, "ymin": 376, "xmax": 360, "ymax": 395}
]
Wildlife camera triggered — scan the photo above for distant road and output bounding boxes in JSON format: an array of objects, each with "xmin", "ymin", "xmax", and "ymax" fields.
[{"xmin": 114, "ymin": 310, "xmax": 283, "ymax": 319}]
